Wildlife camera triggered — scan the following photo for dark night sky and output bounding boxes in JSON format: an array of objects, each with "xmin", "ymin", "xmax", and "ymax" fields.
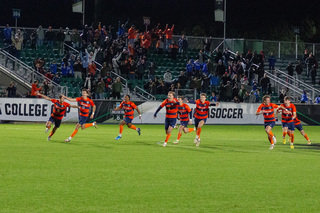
[{"xmin": 1, "ymin": 0, "xmax": 320, "ymax": 41}]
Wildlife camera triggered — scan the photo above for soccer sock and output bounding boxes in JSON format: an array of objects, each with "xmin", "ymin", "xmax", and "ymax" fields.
[
  {"xmin": 71, "ymin": 129, "xmax": 78, "ymax": 138},
  {"xmin": 268, "ymin": 135, "xmax": 273, "ymax": 144},
  {"xmin": 177, "ymin": 132, "xmax": 182, "ymax": 140},
  {"xmin": 188, "ymin": 128, "xmax": 195, "ymax": 132},
  {"xmin": 304, "ymin": 134, "xmax": 310, "ymax": 141},
  {"xmin": 84, "ymin": 123, "xmax": 93, "ymax": 128},
  {"xmin": 291, "ymin": 133, "xmax": 294, "ymax": 143},
  {"xmin": 49, "ymin": 130, "xmax": 55, "ymax": 137},
  {"xmin": 268, "ymin": 130, "xmax": 274, "ymax": 138},
  {"xmin": 196, "ymin": 128, "xmax": 202, "ymax": 138},
  {"xmin": 165, "ymin": 133, "xmax": 171, "ymax": 143},
  {"xmin": 129, "ymin": 125, "xmax": 137, "ymax": 131},
  {"xmin": 283, "ymin": 131, "xmax": 287, "ymax": 138}
]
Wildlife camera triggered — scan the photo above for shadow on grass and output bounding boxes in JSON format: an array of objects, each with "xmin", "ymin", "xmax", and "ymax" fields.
[{"xmin": 293, "ymin": 143, "xmax": 320, "ymax": 150}]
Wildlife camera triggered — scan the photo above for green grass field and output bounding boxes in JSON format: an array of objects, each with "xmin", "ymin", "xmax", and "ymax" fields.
[{"xmin": 1, "ymin": 123, "xmax": 319, "ymax": 212}]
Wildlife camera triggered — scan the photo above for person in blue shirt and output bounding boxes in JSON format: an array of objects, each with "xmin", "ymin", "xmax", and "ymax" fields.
[
  {"xmin": 314, "ymin": 95, "xmax": 320, "ymax": 104},
  {"xmin": 61, "ymin": 62, "xmax": 68, "ymax": 77},
  {"xmin": 4, "ymin": 24, "xmax": 12, "ymax": 45},
  {"xmin": 254, "ymin": 89, "xmax": 260, "ymax": 103},
  {"xmin": 301, "ymin": 91, "xmax": 308, "ymax": 103},
  {"xmin": 209, "ymin": 91, "xmax": 217, "ymax": 102},
  {"xmin": 194, "ymin": 60, "xmax": 202, "ymax": 78},
  {"xmin": 50, "ymin": 61, "xmax": 57, "ymax": 74},
  {"xmin": 186, "ymin": 59, "xmax": 194, "ymax": 78},
  {"xmin": 67, "ymin": 61, "xmax": 74, "ymax": 77}
]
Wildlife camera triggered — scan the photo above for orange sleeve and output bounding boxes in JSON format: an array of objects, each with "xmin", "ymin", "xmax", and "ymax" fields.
[
  {"xmin": 160, "ymin": 99, "xmax": 167, "ymax": 108},
  {"xmin": 256, "ymin": 104, "xmax": 262, "ymax": 113},
  {"xmin": 185, "ymin": 104, "xmax": 191, "ymax": 113},
  {"xmin": 131, "ymin": 102, "xmax": 137, "ymax": 109}
]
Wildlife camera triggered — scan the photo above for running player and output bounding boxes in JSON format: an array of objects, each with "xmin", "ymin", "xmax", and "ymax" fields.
[
  {"xmin": 191, "ymin": 93, "xmax": 218, "ymax": 146},
  {"xmin": 37, "ymin": 92, "xmax": 79, "ymax": 141},
  {"xmin": 154, "ymin": 91, "xmax": 179, "ymax": 147},
  {"xmin": 278, "ymin": 96, "xmax": 296, "ymax": 149},
  {"xmin": 256, "ymin": 95, "xmax": 290, "ymax": 150},
  {"xmin": 64, "ymin": 89, "xmax": 97, "ymax": 142},
  {"xmin": 294, "ymin": 116, "xmax": 311, "ymax": 145},
  {"xmin": 113, "ymin": 95, "xmax": 142, "ymax": 140},
  {"xmin": 174, "ymin": 96, "xmax": 195, "ymax": 144}
]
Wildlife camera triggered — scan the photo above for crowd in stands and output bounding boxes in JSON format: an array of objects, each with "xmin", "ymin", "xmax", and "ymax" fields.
[{"xmin": 2, "ymin": 22, "xmax": 320, "ymax": 103}]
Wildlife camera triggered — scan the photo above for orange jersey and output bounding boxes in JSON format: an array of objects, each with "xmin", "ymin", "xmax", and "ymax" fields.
[
  {"xmin": 76, "ymin": 97, "xmax": 95, "ymax": 117},
  {"xmin": 51, "ymin": 99, "xmax": 70, "ymax": 120},
  {"xmin": 119, "ymin": 101, "xmax": 137, "ymax": 119},
  {"xmin": 280, "ymin": 103, "xmax": 296, "ymax": 123},
  {"xmin": 160, "ymin": 98, "xmax": 179, "ymax": 118},
  {"xmin": 294, "ymin": 117, "xmax": 301, "ymax": 126},
  {"xmin": 31, "ymin": 84, "xmax": 41, "ymax": 96},
  {"xmin": 128, "ymin": 27, "xmax": 137, "ymax": 39},
  {"xmin": 194, "ymin": 100, "xmax": 210, "ymax": 120},
  {"xmin": 178, "ymin": 103, "xmax": 191, "ymax": 121},
  {"xmin": 256, "ymin": 103, "xmax": 279, "ymax": 123}
]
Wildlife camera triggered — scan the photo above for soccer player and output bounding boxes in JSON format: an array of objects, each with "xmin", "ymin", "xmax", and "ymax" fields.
[
  {"xmin": 256, "ymin": 95, "xmax": 290, "ymax": 150},
  {"xmin": 174, "ymin": 96, "xmax": 195, "ymax": 144},
  {"xmin": 37, "ymin": 92, "xmax": 79, "ymax": 141},
  {"xmin": 190, "ymin": 93, "xmax": 218, "ymax": 146},
  {"xmin": 154, "ymin": 91, "xmax": 179, "ymax": 147},
  {"xmin": 294, "ymin": 116, "xmax": 311, "ymax": 145},
  {"xmin": 113, "ymin": 95, "xmax": 142, "ymax": 140},
  {"xmin": 64, "ymin": 89, "xmax": 97, "ymax": 142},
  {"xmin": 278, "ymin": 96, "xmax": 297, "ymax": 149}
]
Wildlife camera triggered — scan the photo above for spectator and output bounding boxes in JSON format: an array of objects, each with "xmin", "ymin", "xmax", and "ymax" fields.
[
  {"xmin": 305, "ymin": 53, "xmax": 317, "ymax": 78},
  {"xmin": 67, "ymin": 61, "xmax": 74, "ymax": 77},
  {"xmin": 279, "ymin": 89, "xmax": 287, "ymax": 103},
  {"xmin": 209, "ymin": 91, "xmax": 217, "ymax": 102},
  {"xmin": 238, "ymin": 84, "xmax": 246, "ymax": 102},
  {"xmin": 203, "ymin": 37, "xmax": 212, "ymax": 55},
  {"xmin": 112, "ymin": 77, "xmax": 122, "ymax": 99},
  {"xmin": 168, "ymin": 41, "xmax": 178, "ymax": 60},
  {"xmin": 260, "ymin": 73, "xmax": 270, "ymax": 95},
  {"xmin": 45, "ymin": 71, "xmax": 53, "ymax": 80},
  {"xmin": 30, "ymin": 30, "xmax": 37, "ymax": 50},
  {"xmin": 11, "ymin": 32, "xmax": 23, "ymax": 62},
  {"xmin": 186, "ymin": 60, "xmax": 194, "ymax": 78},
  {"xmin": 295, "ymin": 60, "xmax": 303, "ymax": 85},
  {"xmin": 254, "ymin": 89, "xmax": 260, "ymax": 103},
  {"xmin": 42, "ymin": 81, "xmax": 50, "ymax": 96},
  {"xmin": 157, "ymin": 81, "xmax": 167, "ymax": 94},
  {"xmin": 163, "ymin": 24, "xmax": 174, "ymax": 51},
  {"xmin": 45, "ymin": 26, "xmax": 55, "ymax": 49},
  {"xmin": 163, "ymin": 70, "xmax": 173, "ymax": 89},
  {"xmin": 314, "ymin": 95, "xmax": 320, "ymax": 104},
  {"xmin": 85, "ymin": 48, "xmax": 98, "ymax": 64},
  {"xmin": 201, "ymin": 73, "xmax": 210, "ymax": 94},
  {"xmin": 310, "ymin": 64, "xmax": 317, "ymax": 86},
  {"xmin": 232, "ymin": 83, "xmax": 239, "ymax": 100},
  {"xmin": 95, "ymin": 78, "xmax": 105, "ymax": 99},
  {"xmin": 136, "ymin": 59, "xmax": 147, "ymax": 80},
  {"xmin": 301, "ymin": 91, "xmax": 308, "ymax": 103},
  {"xmin": 73, "ymin": 58, "xmax": 83, "ymax": 79},
  {"xmin": 178, "ymin": 71, "xmax": 188, "ymax": 89},
  {"xmin": 128, "ymin": 60, "xmax": 136, "ymax": 80},
  {"xmin": 178, "ymin": 34, "xmax": 188, "ymax": 58},
  {"xmin": 128, "ymin": 25, "xmax": 138, "ymax": 45},
  {"xmin": 57, "ymin": 27, "xmax": 65, "ymax": 55},
  {"xmin": 286, "ymin": 62, "xmax": 294, "ymax": 83},
  {"xmin": 240, "ymin": 75, "xmax": 249, "ymax": 85},
  {"xmin": 216, "ymin": 60, "xmax": 225, "ymax": 77},
  {"xmin": 194, "ymin": 60, "xmax": 201, "ymax": 78},
  {"xmin": 148, "ymin": 62, "xmax": 156, "ymax": 81},
  {"xmin": 4, "ymin": 24, "xmax": 12, "ymax": 45},
  {"xmin": 49, "ymin": 61, "xmax": 57, "ymax": 75},
  {"xmin": 31, "ymin": 80, "xmax": 41, "ymax": 98},
  {"xmin": 6, "ymin": 82, "xmax": 17, "ymax": 97},
  {"xmin": 61, "ymin": 62, "xmax": 68, "ymax": 77},
  {"xmin": 224, "ymin": 81, "xmax": 232, "ymax": 101},
  {"xmin": 156, "ymin": 36, "xmax": 164, "ymax": 54},
  {"xmin": 52, "ymin": 74, "xmax": 60, "ymax": 85},
  {"xmin": 88, "ymin": 61, "xmax": 97, "ymax": 76},
  {"xmin": 104, "ymin": 72, "xmax": 113, "ymax": 97},
  {"xmin": 36, "ymin": 25, "xmax": 45, "ymax": 48},
  {"xmin": 64, "ymin": 27, "xmax": 72, "ymax": 51},
  {"xmin": 84, "ymin": 73, "xmax": 94, "ymax": 91}
]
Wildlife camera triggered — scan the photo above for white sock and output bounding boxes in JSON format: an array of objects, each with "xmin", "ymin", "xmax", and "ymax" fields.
[
  {"xmin": 196, "ymin": 135, "xmax": 199, "ymax": 139},
  {"xmin": 93, "ymin": 122, "xmax": 95, "ymax": 126},
  {"xmin": 119, "ymin": 134, "xmax": 122, "ymax": 137},
  {"xmin": 68, "ymin": 136, "xmax": 72, "ymax": 140}
]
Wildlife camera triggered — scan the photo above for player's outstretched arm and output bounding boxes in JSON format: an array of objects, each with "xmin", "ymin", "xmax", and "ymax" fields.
[
  {"xmin": 154, "ymin": 106, "xmax": 162, "ymax": 118},
  {"xmin": 136, "ymin": 108, "xmax": 142, "ymax": 119},
  {"xmin": 36, "ymin": 92, "xmax": 51, "ymax": 101},
  {"xmin": 63, "ymin": 95, "xmax": 77, "ymax": 102},
  {"xmin": 90, "ymin": 105, "xmax": 96, "ymax": 119}
]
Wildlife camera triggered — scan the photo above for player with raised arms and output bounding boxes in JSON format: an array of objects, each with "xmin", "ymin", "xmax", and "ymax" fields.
[
  {"xmin": 113, "ymin": 95, "xmax": 141, "ymax": 140},
  {"xmin": 37, "ymin": 92, "xmax": 79, "ymax": 141},
  {"xmin": 154, "ymin": 91, "xmax": 179, "ymax": 147},
  {"xmin": 256, "ymin": 95, "xmax": 290, "ymax": 150},
  {"xmin": 174, "ymin": 96, "xmax": 195, "ymax": 144},
  {"xmin": 293, "ymin": 116, "xmax": 311, "ymax": 145},
  {"xmin": 278, "ymin": 96, "xmax": 297, "ymax": 149},
  {"xmin": 64, "ymin": 89, "xmax": 97, "ymax": 142},
  {"xmin": 188, "ymin": 93, "xmax": 218, "ymax": 146}
]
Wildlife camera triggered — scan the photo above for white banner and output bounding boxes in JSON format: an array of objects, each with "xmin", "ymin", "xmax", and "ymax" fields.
[
  {"xmin": 133, "ymin": 102, "xmax": 282, "ymax": 125},
  {"xmin": 0, "ymin": 98, "xmax": 79, "ymax": 122}
]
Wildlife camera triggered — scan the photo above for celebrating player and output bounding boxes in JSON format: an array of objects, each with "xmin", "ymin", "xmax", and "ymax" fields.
[
  {"xmin": 294, "ymin": 116, "xmax": 311, "ymax": 145},
  {"xmin": 64, "ymin": 89, "xmax": 97, "ymax": 142},
  {"xmin": 188, "ymin": 93, "xmax": 218, "ymax": 146},
  {"xmin": 174, "ymin": 96, "xmax": 195, "ymax": 144},
  {"xmin": 154, "ymin": 91, "xmax": 179, "ymax": 147},
  {"xmin": 113, "ymin": 95, "xmax": 141, "ymax": 140},
  {"xmin": 256, "ymin": 95, "xmax": 290, "ymax": 150},
  {"xmin": 278, "ymin": 96, "xmax": 297, "ymax": 149},
  {"xmin": 37, "ymin": 92, "xmax": 79, "ymax": 141}
]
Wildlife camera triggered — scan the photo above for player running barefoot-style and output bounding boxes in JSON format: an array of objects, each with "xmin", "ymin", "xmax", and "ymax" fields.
[
  {"xmin": 174, "ymin": 96, "xmax": 195, "ymax": 144},
  {"xmin": 63, "ymin": 89, "xmax": 97, "ymax": 142},
  {"xmin": 256, "ymin": 95, "xmax": 291, "ymax": 150},
  {"xmin": 294, "ymin": 116, "xmax": 311, "ymax": 145},
  {"xmin": 154, "ymin": 91, "xmax": 179, "ymax": 147},
  {"xmin": 188, "ymin": 93, "xmax": 219, "ymax": 146},
  {"xmin": 277, "ymin": 96, "xmax": 297, "ymax": 149},
  {"xmin": 37, "ymin": 92, "xmax": 79, "ymax": 141},
  {"xmin": 113, "ymin": 95, "xmax": 142, "ymax": 140}
]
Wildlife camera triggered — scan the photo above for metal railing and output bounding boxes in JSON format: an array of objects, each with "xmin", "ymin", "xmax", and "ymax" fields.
[
  {"xmin": 0, "ymin": 49, "xmax": 68, "ymax": 97},
  {"xmin": 134, "ymin": 86, "xmax": 156, "ymax": 101}
]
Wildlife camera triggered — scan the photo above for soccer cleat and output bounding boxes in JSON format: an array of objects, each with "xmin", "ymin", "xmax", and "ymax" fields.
[
  {"xmin": 282, "ymin": 138, "xmax": 286, "ymax": 144},
  {"xmin": 137, "ymin": 128, "xmax": 141, "ymax": 136},
  {"xmin": 307, "ymin": 140, "xmax": 311, "ymax": 145},
  {"xmin": 290, "ymin": 143, "xmax": 294, "ymax": 149},
  {"xmin": 65, "ymin": 138, "xmax": 71, "ymax": 143},
  {"xmin": 163, "ymin": 142, "xmax": 167, "ymax": 147},
  {"xmin": 47, "ymin": 136, "xmax": 51, "ymax": 141},
  {"xmin": 196, "ymin": 139, "xmax": 201, "ymax": 147},
  {"xmin": 115, "ymin": 136, "xmax": 122, "ymax": 140},
  {"xmin": 94, "ymin": 121, "xmax": 98, "ymax": 129},
  {"xmin": 45, "ymin": 128, "xmax": 50, "ymax": 133},
  {"xmin": 269, "ymin": 144, "xmax": 275, "ymax": 150},
  {"xmin": 194, "ymin": 138, "xmax": 198, "ymax": 144},
  {"xmin": 173, "ymin": 140, "xmax": 179, "ymax": 145},
  {"xmin": 272, "ymin": 136, "xmax": 277, "ymax": 145}
]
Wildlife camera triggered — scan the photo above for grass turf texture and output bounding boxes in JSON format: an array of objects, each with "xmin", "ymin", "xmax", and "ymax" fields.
[{"xmin": 0, "ymin": 123, "xmax": 319, "ymax": 212}]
